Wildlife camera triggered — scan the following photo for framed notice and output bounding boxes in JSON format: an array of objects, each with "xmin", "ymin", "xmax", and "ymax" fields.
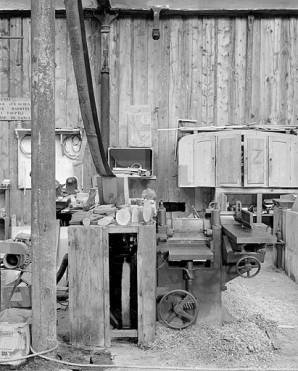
[
  {"xmin": 0, "ymin": 97, "xmax": 31, "ymax": 120},
  {"xmin": 127, "ymin": 105, "xmax": 151, "ymax": 147}
]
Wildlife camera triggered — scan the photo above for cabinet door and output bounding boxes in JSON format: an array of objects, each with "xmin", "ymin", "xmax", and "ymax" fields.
[
  {"xmin": 291, "ymin": 137, "xmax": 298, "ymax": 187},
  {"xmin": 178, "ymin": 135, "xmax": 194, "ymax": 187},
  {"xmin": 268, "ymin": 135, "xmax": 291, "ymax": 187},
  {"xmin": 193, "ymin": 134, "xmax": 216, "ymax": 187},
  {"xmin": 216, "ymin": 134, "xmax": 242, "ymax": 187},
  {"xmin": 244, "ymin": 133, "xmax": 268, "ymax": 187}
]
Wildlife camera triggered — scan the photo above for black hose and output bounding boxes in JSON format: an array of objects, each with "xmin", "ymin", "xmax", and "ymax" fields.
[{"xmin": 56, "ymin": 253, "xmax": 68, "ymax": 284}]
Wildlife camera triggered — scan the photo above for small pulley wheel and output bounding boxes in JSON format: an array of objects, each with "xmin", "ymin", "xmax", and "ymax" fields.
[
  {"xmin": 158, "ymin": 289, "xmax": 199, "ymax": 330},
  {"xmin": 236, "ymin": 256, "xmax": 261, "ymax": 278}
]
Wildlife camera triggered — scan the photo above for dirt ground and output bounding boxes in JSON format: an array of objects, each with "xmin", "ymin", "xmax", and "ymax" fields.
[{"xmin": 1, "ymin": 246, "xmax": 298, "ymax": 371}]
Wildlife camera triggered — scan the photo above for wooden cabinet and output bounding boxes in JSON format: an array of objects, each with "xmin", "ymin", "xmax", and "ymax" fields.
[{"xmin": 178, "ymin": 130, "xmax": 298, "ymax": 189}]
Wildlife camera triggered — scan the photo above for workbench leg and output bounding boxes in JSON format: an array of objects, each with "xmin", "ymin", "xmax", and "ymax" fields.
[{"xmin": 257, "ymin": 194, "xmax": 262, "ymax": 223}]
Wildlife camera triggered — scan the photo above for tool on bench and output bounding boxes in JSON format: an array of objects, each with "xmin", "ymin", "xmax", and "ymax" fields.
[{"xmin": 233, "ymin": 200, "xmax": 254, "ymax": 229}]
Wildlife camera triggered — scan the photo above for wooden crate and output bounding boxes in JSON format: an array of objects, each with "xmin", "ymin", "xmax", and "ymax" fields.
[{"xmin": 68, "ymin": 224, "xmax": 156, "ymax": 347}]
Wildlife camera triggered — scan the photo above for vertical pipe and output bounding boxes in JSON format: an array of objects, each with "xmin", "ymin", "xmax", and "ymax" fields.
[{"xmin": 31, "ymin": 0, "xmax": 57, "ymax": 352}]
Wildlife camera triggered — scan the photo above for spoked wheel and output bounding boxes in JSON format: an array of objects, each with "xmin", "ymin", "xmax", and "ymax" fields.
[
  {"xmin": 236, "ymin": 256, "xmax": 261, "ymax": 278},
  {"xmin": 158, "ymin": 289, "xmax": 199, "ymax": 330}
]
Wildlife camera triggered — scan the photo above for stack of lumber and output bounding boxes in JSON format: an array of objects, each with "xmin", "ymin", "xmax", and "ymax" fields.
[{"xmin": 69, "ymin": 204, "xmax": 117, "ymax": 226}]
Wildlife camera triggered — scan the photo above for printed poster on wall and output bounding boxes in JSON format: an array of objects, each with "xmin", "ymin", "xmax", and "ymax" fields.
[
  {"xmin": 0, "ymin": 97, "xmax": 31, "ymax": 120},
  {"xmin": 127, "ymin": 105, "xmax": 151, "ymax": 147}
]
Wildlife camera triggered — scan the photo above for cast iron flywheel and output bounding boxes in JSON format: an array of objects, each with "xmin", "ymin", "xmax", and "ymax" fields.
[
  {"xmin": 158, "ymin": 289, "xmax": 199, "ymax": 330},
  {"xmin": 236, "ymin": 256, "xmax": 261, "ymax": 278}
]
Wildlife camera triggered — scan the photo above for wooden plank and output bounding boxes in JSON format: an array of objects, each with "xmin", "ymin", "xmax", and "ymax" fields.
[
  {"xmin": 187, "ymin": 17, "xmax": 203, "ymax": 122},
  {"xmin": 168, "ymin": 15, "xmax": 183, "ymax": 203},
  {"xmin": 289, "ymin": 18, "xmax": 298, "ymax": 126},
  {"xmin": 137, "ymin": 224, "xmax": 156, "ymax": 343},
  {"xmin": 245, "ymin": 15, "xmax": 254, "ymax": 123},
  {"xmin": 109, "ymin": 0, "xmax": 298, "ymax": 12},
  {"xmin": 132, "ymin": 16, "xmax": 148, "ymax": 105},
  {"xmin": 157, "ymin": 16, "xmax": 170, "ymax": 202},
  {"xmin": 272, "ymin": 17, "xmax": 281, "ymax": 125},
  {"xmin": 250, "ymin": 16, "xmax": 261, "ymax": 123},
  {"xmin": 222, "ymin": 223, "xmax": 277, "ymax": 244},
  {"xmin": 257, "ymin": 193, "xmax": 263, "ymax": 223},
  {"xmin": 110, "ymin": 329, "xmax": 138, "ymax": 338},
  {"xmin": 260, "ymin": 18, "xmax": 275, "ymax": 124},
  {"xmin": 216, "ymin": 18, "xmax": 230, "ymax": 126},
  {"xmin": 284, "ymin": 210, "xmax": 298, "ymax": 283},
  {"xmin": 109, "ymin": 19, "xmax": 120, "ymax": 147},
  {"xmin": 233, "ymin": 17, "xmax": 247, "ymax": 125},
  {"xmin": 102, "ymin": 227, "xmax": 111, "ymax": 347},
  {"xmin": 68, "ymin": 226, "xmax": 105, "ymax": 346},
  {"xmin": 108, "ymin": 225, "xmax": 139, "ymax": 234},
  {"xmin": 215, "ymin": 187, "xmax": 298, "ymax": 199},
  {"xmin": 201, "ymin": 17, "xmax": 216, "ymax": 126},
  {"xmin": 118, "ymin": 16, "xmax": 133, "ymax": 147}
]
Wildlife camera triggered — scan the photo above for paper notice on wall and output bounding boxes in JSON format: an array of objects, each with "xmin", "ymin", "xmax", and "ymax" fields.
[
  {"xmin": 0, "ymin": 98, "xmax": 31, "ymax": 121},
  {"xmin": 127, "ymin": 105, "xmax": 151, "ymax": 147}
]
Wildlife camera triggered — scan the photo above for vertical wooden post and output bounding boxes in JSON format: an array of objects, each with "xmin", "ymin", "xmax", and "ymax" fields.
[
  {"xmin": 257, "ymin": 193, "xmax": 262, "ymax": 223},
  {"xmin": 31, "ymin": 0, "xmax": 57, "ymax": 352}
]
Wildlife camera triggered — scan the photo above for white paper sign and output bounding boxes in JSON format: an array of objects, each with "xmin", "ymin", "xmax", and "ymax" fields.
[{"xmin": 0, "ymin": 97, "xmax": 31, "ymax": 120}]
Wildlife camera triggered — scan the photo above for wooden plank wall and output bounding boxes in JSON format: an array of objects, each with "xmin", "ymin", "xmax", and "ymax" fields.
[{"xmin": 2, "ymin": 15, "xmax": 298, "ymax": 223}]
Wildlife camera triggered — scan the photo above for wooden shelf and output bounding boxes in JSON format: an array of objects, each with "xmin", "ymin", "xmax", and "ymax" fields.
[{"xmin": 14, "ymin": 127, "xmax": 84, "ymax": 139}]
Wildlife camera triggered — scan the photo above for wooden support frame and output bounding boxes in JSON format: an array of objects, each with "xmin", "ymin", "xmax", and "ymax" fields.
[{"xmin": 68, "ymin": 224, "xmax": 156, "ymax": 347}]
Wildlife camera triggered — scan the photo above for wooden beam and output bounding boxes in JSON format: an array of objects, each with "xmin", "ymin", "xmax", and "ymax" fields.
[
  {"xmin": 31, "ymin": 0, "xmax": 57, "ymax": 353},
  {"xmin": 110, "ymin": 0, "xmax": 298, "ymax": 12},
  {"xmin": 0, "ymin": 0, "xmax": 98, "ymax": 10}
]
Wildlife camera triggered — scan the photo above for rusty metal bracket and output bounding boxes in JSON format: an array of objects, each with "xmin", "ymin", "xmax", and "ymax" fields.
[
  {"xmin": 151, "ymin": 6, "xmax": 163, "ymax": 40},
  {"xmin": 93, "ymin": 9, "xmax": 119, "ymax": 34}
]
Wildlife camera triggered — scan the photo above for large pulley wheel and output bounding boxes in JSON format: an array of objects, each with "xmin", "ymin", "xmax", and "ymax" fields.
[
  {"xmin": 158, "ymin": 289, "xmax": 199, "ymax": 330},
  {"xmin": 236, "ymin": 256, "xmax": 261, "ymax": 278}
]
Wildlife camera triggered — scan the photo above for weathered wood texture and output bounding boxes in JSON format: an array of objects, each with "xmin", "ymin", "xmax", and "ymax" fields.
[
  {"xmin": 284, "ymin": 210, "xmax": 298, "ymax": 283},
  {"xmin": 2, "ymin": 15, "xmax": 298, "ymax": 222},
  {"xmin": 68, "ymin": 224, "xmax": 156, "ymax": 346},
  {"xmin": 68, "ymin": 226, "xmax": 106, "ymax": 346}
]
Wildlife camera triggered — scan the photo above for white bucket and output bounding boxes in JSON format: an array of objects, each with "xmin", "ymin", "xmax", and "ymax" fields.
[{"xmin": 0, "ymin": 308, "xmax": 31, "ymax": 366}]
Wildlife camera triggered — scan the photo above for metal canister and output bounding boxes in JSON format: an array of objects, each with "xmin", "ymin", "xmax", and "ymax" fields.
[{"xmin": 157, "ymin": 200, "xmax": 166, "ymax": 226}]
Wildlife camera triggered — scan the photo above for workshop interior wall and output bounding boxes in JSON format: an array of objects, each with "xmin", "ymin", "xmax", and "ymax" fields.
[{"xmin": 1, "ymin": 14, "xmax": 298, "ymax": 224}]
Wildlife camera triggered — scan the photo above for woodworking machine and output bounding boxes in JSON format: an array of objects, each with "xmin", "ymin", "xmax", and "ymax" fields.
[{"xmin": 156, "ymin": 203, "xmax": 276, "ymax": 329}]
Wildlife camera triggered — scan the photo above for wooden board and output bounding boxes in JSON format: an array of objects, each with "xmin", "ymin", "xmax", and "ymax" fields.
[
  {"xmin": 222, "ymin": 223, "xmax": 277, "ymax": 244},
  {"xmin": 284, "ymin": 210, "xmax": 298, "ymax": 282},
  {"xmin": 68, "ymin": 227, "xmax": 106, "ymax": 347},
  {"xmin": 137, "ymin": 224, "xmax": 156, "ymax": 343}
]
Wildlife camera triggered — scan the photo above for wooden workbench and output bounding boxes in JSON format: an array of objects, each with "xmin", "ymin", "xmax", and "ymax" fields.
[{"xmin": 68, "ymin": 223, "xmax": 156, "ymax": 347}]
